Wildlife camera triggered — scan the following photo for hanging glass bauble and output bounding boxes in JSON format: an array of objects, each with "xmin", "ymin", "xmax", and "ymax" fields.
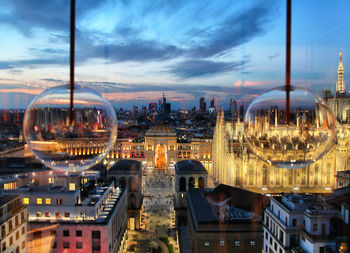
[
  {"xmin": 244, "ymin": 86, "xmax": 335, "ymax": 169},
  {"xmin": 23, "ymin": 84, "xmax": 117, "ymax": 172}
]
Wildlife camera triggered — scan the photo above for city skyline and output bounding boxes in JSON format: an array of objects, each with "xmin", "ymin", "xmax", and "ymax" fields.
[{"xmin": 0, "ymin": 0, "xmax": 349, "ymax": 109}]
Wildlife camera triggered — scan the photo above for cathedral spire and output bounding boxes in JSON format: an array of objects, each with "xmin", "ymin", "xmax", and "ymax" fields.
[{"xmin": 336, "ymin": 51, "xmax": 345, "ymax": 94}]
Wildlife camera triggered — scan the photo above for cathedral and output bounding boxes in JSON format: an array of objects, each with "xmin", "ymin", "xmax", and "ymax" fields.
[{"xmin": 212, "ymin": 52, "xmax": 350, "ymax": 193}]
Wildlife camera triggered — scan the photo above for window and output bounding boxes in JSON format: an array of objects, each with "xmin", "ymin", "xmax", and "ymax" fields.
[
  {"xmin": 56, "ymin": 212, "xmax": 61, "ymax": 219},
  {"xmin": 57, "ymin": 198, "xmax": 62, "ymax": 205},
  {"xmin": 16, "ymin": 231, "xmax": 19, "ymax": 240},
  {"xmin": 36, "ymin": 211, "xmax": 42, "ymax": 217},
  {"xmin": 76, "ymin": 230, "xmax": 82, "ymax": 237},
  {"xmin": 16, "ymin": 246, "xmax": 19, "ymax": 253},
  {"xmin": 21, "ymin": 226, "xmax": 25, "ymax": 235},
  {"xmin": 69, "ymin": 183, "xmax": 76, "ymax": 191},
  {"xmin": 92, "ymin": 230, "xmax": 100, "ymax": 239},
  {"xmin": 313, "ymin": 223, "xmax": 318, "ymax": 232},
  {"xmin": 45, "ymin": 198, "xmax": 51, "ymax": 204},
  {"xmin": 235, "ymin": 241, "xmax": 240, "ymax": 246},
  {"xmin": 10, "ymin": 236, "xmax": 13, "ymax": 245},
  {"xmin": 45, "ymin": 212, "xmax": 50, "ymax": 217},
  {"xmin": 36, "ymin": 198, "xmax": 42, "ymax": 204},
  {"xmin": 1, "ymin": 225, "xmax": 5, "ymax": 238},
  {"xmin": 63, "ymin": 230, "xmax": 69, "ymax": 236},
  {"xmin": 52, "ymin": 242, "xmax": 57, "ymax": 248},
  {"xmin": 22, "ymin": 241, "xmax": 25, "ymax": 249},
  {"xmin": 2, "ymin": 242, "xmax": 6, "ymax": 252},
  {"xmin": 204, "ymin": 241, "xmax": 210, "ymax": 246},
  {"xmin": 220, "ymin": 239, "xmax": 224, "ymax": 246},
  {"xmin": 76, "ymin": 242, "xmax": 83, "ymax": 249},
  {"xmin": 23, "ymin": 198, "xmax": 29, "ymax": 204},
  {"xmin": 48, "ymin": 177, "xmax": 54, "ymax": 184},
  {"xmin": 64, "ymin": 212, "xmax": 70, "ymax": 218},
  {"xmin": 274, "ymin": 242, "xmax": 277, "ymax": 250},
  {"xmin": 15, "ymin": 215, "xmax": 19, "ymax": 226},
  {"xmin": 292, "ymin": 219, "xmax": 297, "ymax": 226},
  {"xmin": 265, "ymin": 232, "xmax": 268, "ymax": 239},
  {"xmin": 21, "ymin": 212, "xmax": 25, "ymax": 223},
  {"xmin": 63, "ymin": 242, "xmax": 70, "ymax": 249},
  {"xmin": 9, "ymin": 220, "xmax": 13, "ymax": 232},
  {"xmin": 250, "ymin": 241, "xmax": 255, "ymax": 246}
]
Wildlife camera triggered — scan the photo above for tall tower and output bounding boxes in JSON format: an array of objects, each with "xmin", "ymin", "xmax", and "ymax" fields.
[{"xmin": 336, "ymin": 51, "xmax": 345, "ymax": 94}]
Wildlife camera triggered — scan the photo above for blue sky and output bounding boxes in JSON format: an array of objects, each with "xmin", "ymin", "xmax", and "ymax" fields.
[{"xmin": 0, "ymin": 0, "xmax": 349, "ymax": 109}]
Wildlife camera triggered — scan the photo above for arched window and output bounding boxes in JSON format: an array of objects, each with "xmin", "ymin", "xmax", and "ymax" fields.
[
  {"xmin": 179, "ymin": 177, "xmax": 186, "ymax": 192},
  {"xmin": 262, "ymin": 166, "xmax": 267, "ymax": 186},
  {"xmin": 198, "ymin": 177, "xmax": 204, "ymax": 188},
  {"xmin": 327, "ymin": 164, "xmax": 332, "ymax": 184},
  {"xmin": 275, "ymin": 168, "xmax": 280, "ymax": 185},
  {"xmin": 314, "ymin": 165, "xmax": 319, "ymax": 185},
  {"xmin": 235, "ymin": 167, "xmax": 241, "ymax": 185},
  {"xmin": 189, "ymin": 177, "xmax": 195, "ymax": 190}
]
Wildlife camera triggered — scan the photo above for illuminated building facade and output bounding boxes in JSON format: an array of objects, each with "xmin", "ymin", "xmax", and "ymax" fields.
[
  {"xmin": 4, "ymin": 183, "xmax": 127, "ymax": 253},
  {"xmin": 212, "ymin": 109, "xmax": 345, "ymax": 193},
  {"xmin": 106, "ymin": 123, "xmax": 213, "ymax": 172},
  {"xmin": 212, "ymin": 52, "xmax": 350, "ymax": 193},
  {"xmin": 0, "ymin": 195, "xmax": 27, "ymax": 253}
]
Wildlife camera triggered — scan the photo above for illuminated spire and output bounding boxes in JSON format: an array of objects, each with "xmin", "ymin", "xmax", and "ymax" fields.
[{"xmin": 336, "ymin": 51, "xmax": 346, "ymax": 94}]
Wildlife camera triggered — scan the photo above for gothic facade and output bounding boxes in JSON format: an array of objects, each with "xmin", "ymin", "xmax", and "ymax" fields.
[
  {"xmin": 212, "ymin": 52, "xmax": 350, "ymax": 193},
  {"xmin": 212, "ymin": 110, "xmax": 350, "ymax": 193}
]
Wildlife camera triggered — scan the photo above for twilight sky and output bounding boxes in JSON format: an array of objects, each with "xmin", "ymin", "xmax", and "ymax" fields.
[{"xmin": 0, "ymin": 0, "xmax": 349, "ymax": 110}]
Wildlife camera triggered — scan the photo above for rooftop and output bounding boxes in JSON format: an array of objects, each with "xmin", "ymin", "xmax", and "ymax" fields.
[
  {"xmin": 109, "ymin": 159, "xmax": 142, "ymax": 173},
  {"xmin": 187, "ymin": 184, "xmax": 268, "ymax": 224},
  {"xmin": 175, "ymin": 160, "xmax": 208, "ymax": 174},
  {"xmin": 145, "ymin": 123, "xmax": 176, "ymax": 137},
  {"xmin": 0, "ymin": 194, "xmax": 18, "ymax": 206}
]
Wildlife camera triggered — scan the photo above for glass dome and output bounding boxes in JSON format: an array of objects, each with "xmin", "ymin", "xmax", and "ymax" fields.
[
  {"xmin": 23, "ymin": 84, "xmax": 117, "ymax": 172},
  {"xmin": 244, "ymin": 86, "xmax": 335, "ymax": 169}
]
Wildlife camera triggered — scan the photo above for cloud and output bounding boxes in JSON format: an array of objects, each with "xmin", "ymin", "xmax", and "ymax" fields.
[
  {"xmin": 0, "ymin": 0, "xmax": 107, "ymax": 36},
  {"xmin": 77, "ymin": 40, "xmax": 184, "ymax": 63},
  {"xmin": 0, "ymin": 57, "xmax": 68, "ymax": 70},
  {"xmin": 168, "ymin": 59, "xmax": 246, "ymax": 78},
  {"xmin": 186, "ymin": 3, "xmax": 275, "ymax": 58},
  {"xmin": 268, "ymin": 53, "xmax": 280, "ymax": 60},
  {"xmin": 7, "ymin": 69, "xmax": 23, "ymax": 75}
]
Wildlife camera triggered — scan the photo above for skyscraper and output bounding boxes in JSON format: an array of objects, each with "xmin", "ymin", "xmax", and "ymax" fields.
[
  {"xmin": 199, "ymin": 97, "xmax": 206, "ymax": 113},
  {"xmin": 230, "ymin": 99, "xmax": 237, "ymax": 118}
]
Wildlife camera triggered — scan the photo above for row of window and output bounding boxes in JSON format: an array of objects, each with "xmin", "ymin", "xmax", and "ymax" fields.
[
  {"xmin": 23, "ymin": 197, "xmax": 62, "ymax": 205},
  {"xmin": 1, "ymin": 231, "xmax": 25, "ymax": 252},
  {"xmin": 204, "ymin": 240, "xmax": 255, "ymax": 247},
  {"xmin": 1, "ymin": 211, "xmax": 25, "ymax": 238},
  {"xmin": 266, "ymin": 231, "xmax": 282, "ymax": 252},
  {"xmin": 62, "ymin": 230, "xmax": 83, "ymax": 237},
  {"xmin": 266, "ymin": 214, "xmax": 285, "ymax": 243},
  {"xmin": 36, "ymin": 211, "xmax": 71, "ymax": 218}
]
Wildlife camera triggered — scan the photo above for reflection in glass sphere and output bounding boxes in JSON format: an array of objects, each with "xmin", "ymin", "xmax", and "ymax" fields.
[
  {"xmin": 23, "ymin": 85, "xmax": 117, "ymax": 172},
  {"xmin": 244, "ymin": 86, "xmax": 335, "ymax": 169}
]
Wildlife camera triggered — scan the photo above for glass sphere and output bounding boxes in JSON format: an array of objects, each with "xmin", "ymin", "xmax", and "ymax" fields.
[
  {"xmin": 244, "ymin": 86, "xmax": 335, "ymax": 169},
  {"xmin": 23, "ymin": 84, "xmax": 117, "ymax": 172}
]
